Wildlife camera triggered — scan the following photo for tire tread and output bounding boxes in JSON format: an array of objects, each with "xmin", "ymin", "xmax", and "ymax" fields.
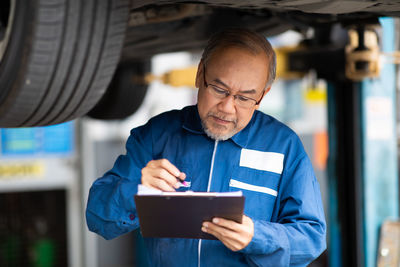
[{"xmin": 0, "ymin": 0, "xmax": 129, "ymax": 127}]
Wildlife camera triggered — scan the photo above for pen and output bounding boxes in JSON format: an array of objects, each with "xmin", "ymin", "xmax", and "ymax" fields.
[
  {"xmin": 176, "ymin": 177, "xmax": 189, "ymax": 187},
  {"xmin": 174, "ymin": 170, "xmax": 188, "ymax": 187}
]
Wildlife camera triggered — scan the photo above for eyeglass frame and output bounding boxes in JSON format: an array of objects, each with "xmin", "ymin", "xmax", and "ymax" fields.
[{"xmin": 202, "ymin": 65, "xmax": 265, "ymax": 108}]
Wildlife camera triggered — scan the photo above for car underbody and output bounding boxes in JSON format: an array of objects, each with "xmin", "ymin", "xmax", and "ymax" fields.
[
  {"xmin": 0, "ymin": 0, "xmax": 399, "ymax": 126},
  {"xmin": 122, "ymin": 0, "xmax": 400, "ymax": 59}
]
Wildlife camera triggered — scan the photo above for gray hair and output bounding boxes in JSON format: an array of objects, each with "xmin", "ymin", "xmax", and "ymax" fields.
[{"xmin": 201, "ymin": 28, "xmax": 276, "ymax": 88}]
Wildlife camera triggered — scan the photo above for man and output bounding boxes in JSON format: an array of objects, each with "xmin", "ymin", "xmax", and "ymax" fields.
[{"xmin": 86, "ymin": 28, "xmax": 326, "ymax": 266}]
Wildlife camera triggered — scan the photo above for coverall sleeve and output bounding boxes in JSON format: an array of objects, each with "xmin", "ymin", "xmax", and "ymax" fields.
[
  {"xmin": 241, "ymin": 154, "xmax": 327, "ymax": 266},
  {"xmin": 86, "ymin": 126, "xmax": 153, "ymax": 240}
]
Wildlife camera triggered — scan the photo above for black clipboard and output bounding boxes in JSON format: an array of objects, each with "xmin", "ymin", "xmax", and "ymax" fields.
[{"xmin": 134, "ymin": 194, "xmax": 245, "ymax": 240}]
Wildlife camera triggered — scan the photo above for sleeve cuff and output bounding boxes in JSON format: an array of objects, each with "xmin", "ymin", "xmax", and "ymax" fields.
[{"xmin": 240, "ymin": 220, "xmax": 289, "ymax": 255}]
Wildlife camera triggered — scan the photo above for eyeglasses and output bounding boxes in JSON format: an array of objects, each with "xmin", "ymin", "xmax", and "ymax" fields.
[{"xmin": 203, "ymin": 66, "xmax": 264, "ymax": 109}]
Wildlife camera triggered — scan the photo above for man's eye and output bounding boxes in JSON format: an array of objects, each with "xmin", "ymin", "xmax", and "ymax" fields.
[
  {"xmin": 237, "ymin": 95, "xmax": 250, "ymax": 102},
  {"xmin": 212, "ymin": 86, "xmax": 227, "ymax": 95}
]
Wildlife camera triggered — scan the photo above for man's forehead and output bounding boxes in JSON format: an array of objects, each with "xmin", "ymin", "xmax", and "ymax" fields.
[
  {"xmin": 205, "ymin": 48, "xmax": 270, "ymax": 89},
  {"xmin": 205, "ymin": 47, "xmax": 270, "ymax": 76}
]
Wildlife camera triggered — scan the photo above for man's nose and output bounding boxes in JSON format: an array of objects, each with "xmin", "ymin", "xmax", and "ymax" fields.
[{"xmin": 217, "ymin": 95, "xmax": 236, "ymax": 113}]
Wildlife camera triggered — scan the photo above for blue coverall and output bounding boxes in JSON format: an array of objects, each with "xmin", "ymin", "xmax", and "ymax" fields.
[{"xmin": 86, "ymin": 105, "xmax": 326, "ymax": 266}]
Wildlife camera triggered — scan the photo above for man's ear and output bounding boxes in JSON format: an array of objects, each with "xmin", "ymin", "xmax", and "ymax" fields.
[
  {"xmin": 195, "ymin": 61, "xmax": 204, "ymax": 89},
  {"xmin": 264, "ymin": 87, "xmax": 271, "ymax": 95},
  {"xmin": 255, "ymin": 87, "xmax": 271, "ymax": 110}
]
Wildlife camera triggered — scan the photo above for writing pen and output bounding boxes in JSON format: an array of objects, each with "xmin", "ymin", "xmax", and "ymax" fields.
[{"xmin": 176, "ymin": 176, "xmax": 189, "ymax": 187}]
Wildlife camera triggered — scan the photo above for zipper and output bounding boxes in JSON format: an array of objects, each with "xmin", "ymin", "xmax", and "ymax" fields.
[
  {"xmin": 198, "ymin": 140, "xmax": 219, "ymax": 267},
  {"xmin": 207, "ymin": 140, "xmax": 218, "ymax": 192}
]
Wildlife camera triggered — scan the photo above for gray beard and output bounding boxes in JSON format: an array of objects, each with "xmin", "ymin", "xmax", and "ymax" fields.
[{"xmin": 201, "ymin": 120, "xmax": 235, "ymax": 141}]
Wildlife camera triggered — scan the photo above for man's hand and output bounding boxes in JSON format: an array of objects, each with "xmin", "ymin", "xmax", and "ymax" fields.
[
  {"xmin": 201, "ymin": 215, "xmax": 254, "ymax": 251},
  {"xmin": 141, "ymin": 159, "xmax": 186, "ymax": 191}
]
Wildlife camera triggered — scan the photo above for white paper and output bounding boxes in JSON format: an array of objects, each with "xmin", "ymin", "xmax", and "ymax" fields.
[{"xmin": 137, "ymin": 184, "xmax": 242, "ymax": 197}]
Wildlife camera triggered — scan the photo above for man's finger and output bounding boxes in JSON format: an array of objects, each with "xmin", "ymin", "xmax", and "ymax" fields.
[
  {"xmin": 212, "ymin": 216, "xmax": 253, "ymax": 235},
  {"xmin": 148, "ymin": 159, "xmax": 186, "ymax": 186},
  {"xmin": 158, "ymin": 159, "xmax": 182, "ymax": 178},
  {"xmin": 152, "ymin": 168, "xmax": 181, "ymax": 188},
  {"xmin": 154, "ymin": 159, "xmax": 186, "ymax": 184},
  {"xmin": 149, "ymin": 177, "xmax": 176, "ymax": 192},
  {"xmin": 201, "ymin": 215, "xmax": 254, "ymax": 251},
  {"xmin": 211, "ymin": 217, "xmax": 238, "ymax": 231},
  {"xmin": 202, "ymin": 221, "xmax": 241, "ymax": 239},
  {"xmin": 201, "ymin": 223, "xmax": 242, "ymax": 251}
]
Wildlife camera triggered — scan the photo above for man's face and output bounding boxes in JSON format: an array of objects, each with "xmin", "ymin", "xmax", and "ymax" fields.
[{"xmin": 196, "ymin": 47, "xmax": 271, "ymax": 140}]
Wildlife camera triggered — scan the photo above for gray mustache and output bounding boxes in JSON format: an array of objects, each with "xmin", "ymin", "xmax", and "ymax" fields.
[{"xmin": 208, "ymin": 112, "xmax": 237, "ymax": 124}]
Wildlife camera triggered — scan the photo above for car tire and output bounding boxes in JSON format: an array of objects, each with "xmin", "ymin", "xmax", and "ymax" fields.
[
  {"xmin": 87, "ymin": 60, "xmax": 150, "ymax": 120},
  {"xmin": 0, "ymin": 0, "xmax": 129, "ymax": 127}
]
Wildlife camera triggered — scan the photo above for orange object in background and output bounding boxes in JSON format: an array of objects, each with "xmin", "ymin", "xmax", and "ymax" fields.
[{"xmin": 314, "ymin": 131, "xmax": 328, "ymax": 170}]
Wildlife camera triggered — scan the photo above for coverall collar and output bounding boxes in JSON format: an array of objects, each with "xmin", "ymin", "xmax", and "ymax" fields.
[{"xmin": 182, "ymin": 105, "xmax": 253, "ymax": 148}]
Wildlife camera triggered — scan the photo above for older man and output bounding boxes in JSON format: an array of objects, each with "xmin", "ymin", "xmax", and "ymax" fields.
[{"xmin": 86, "ymin": 28, "xmax": 326, "ymax": 266}]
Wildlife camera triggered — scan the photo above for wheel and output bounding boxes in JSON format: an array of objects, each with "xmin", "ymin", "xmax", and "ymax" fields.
[
  {"xmin": 0, "ymin": 0, "xmax": 129, "ymax": 127},
  {"xmin": 87, "ymin": 60, "xmax": 150, "ymax": 120}
]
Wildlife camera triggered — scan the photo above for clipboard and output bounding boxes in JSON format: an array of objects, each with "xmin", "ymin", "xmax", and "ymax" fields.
[{"xmin": 134, "ymin": 192, "xmax": 245, "ymax": 240}]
